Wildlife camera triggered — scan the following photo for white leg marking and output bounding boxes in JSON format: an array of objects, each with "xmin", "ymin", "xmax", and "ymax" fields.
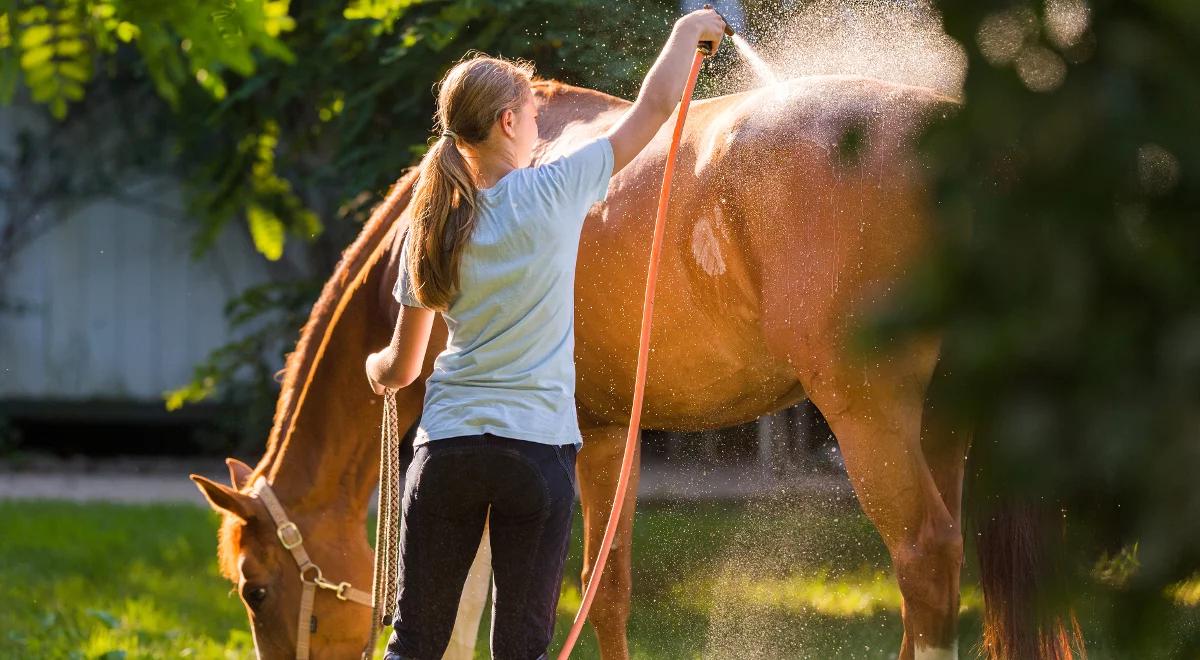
[{"xmin": 914, "ymin": 640, "xmax": 958, "ymax": 660}]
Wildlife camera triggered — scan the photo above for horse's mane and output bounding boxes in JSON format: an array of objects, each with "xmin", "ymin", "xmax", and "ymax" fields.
[
  {"xmin": 252, "ymin": 167, "xmax": 421, "ymax": 482},
  {"xmin": 214, "ymin": 168, "xmax": 419, "ymax": 580},
  {"xmin": 530, "ymin": 78, "xmax": 626, "ymax": 104}
]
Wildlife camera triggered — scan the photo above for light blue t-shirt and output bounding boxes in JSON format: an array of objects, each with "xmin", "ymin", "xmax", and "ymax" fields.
[{"xmin": 393, "ymin": 136, "xmax": 614, "ymax": 448}]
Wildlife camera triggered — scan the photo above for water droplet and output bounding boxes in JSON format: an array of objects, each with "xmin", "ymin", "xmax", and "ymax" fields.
[
  {"xmin": 1136, "ymin": 143, "xmax": 1181, "ymax": 196},
  {"xmin": 1016, "ymin": 45, "xmax": 1067, "ymax": 92},
  {"xmin": 1044, "ymin": 0, "xmax": 1091, "ymax": 50}
]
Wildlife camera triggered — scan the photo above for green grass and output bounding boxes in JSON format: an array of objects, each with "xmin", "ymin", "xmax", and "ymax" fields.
[
  {"xmin": 1, "ymin": 496, "xmax": 1196, "ymax": 659},
  {"xmin": 0, "ymin": 501, "xmax": 255, "ymax": 659},
  {"xmin": 550, "ymin": 496, "xmax": 936, "ymax": 659}
]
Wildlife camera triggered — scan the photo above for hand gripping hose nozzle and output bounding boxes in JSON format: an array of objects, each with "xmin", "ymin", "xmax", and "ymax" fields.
[{"xmin": 698, "ymin": 3, "xmax": 737, "ymax": 55}]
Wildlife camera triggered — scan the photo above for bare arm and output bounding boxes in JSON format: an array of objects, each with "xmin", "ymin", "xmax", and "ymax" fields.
[
  {"xmin": 605, "ymin": 9, "xmax": 728, "ymax": 174},
  {"xmin": 366, "ymin": 304, "xmax": 435, "ymax": 392}
]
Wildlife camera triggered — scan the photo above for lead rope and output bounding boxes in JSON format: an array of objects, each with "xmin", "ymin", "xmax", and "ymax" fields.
[{"xmin": 362, "ymin": 390, "xmax": 403, "ymax": 660}]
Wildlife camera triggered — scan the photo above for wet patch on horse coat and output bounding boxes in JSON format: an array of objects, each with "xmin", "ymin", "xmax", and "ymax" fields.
[{"xmin": 691, "ymin": 206, "xmax": 728, "ymax": 276}]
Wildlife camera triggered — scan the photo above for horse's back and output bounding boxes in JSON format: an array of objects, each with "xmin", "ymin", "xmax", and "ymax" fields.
[{"xmin": 571, "ymin": 76, "xmax": 955, "ymax": 428}]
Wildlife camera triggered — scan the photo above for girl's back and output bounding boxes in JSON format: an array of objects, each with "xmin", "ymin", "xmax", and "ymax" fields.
[{"xmin": 395, "ymin": 136, "xmax": 613, "ymax": 447}]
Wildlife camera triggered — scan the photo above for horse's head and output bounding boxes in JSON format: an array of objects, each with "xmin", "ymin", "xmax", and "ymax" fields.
[{"xmin": 191, "ymin": 458, "xmax": 375, "ymax": 659}]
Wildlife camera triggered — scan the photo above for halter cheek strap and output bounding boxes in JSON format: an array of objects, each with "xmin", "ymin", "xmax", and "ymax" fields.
[{"xmin": 249, "ymin": 476, "xmax": 374, "ymax": 659}]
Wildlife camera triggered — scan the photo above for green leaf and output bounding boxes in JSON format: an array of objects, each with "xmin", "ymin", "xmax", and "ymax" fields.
[
  {"xmin": 18, "ymin": 43, "xmax": 53, "ymax": 68},
  {"xmin": 54, "ymin": 38, "xmax": 84, "ymax": 57},
  {"xmin": 114, "ymin": 21, "xmax": 137, "ymax": 43},
  {"xmin": 60, "ymin": 79, "xmax": 83, "ymax": 100},
  {"xmin": 247, "ymin": 204, "xmax": 285, "ymax": 260},
  {"xmin": 0, "ymin": 12, "xmax": 11, "ymax": 49},
  {"xmin": 16, "ymin": 24, "xmax": 52, "ymax": 48},
  {"xmin": 56, "ymin": 59, "xmax": 88, "ymax": 81},
  {"xmin": 163, "ymin": 375, "xmax": 216, "ymax": 410}
]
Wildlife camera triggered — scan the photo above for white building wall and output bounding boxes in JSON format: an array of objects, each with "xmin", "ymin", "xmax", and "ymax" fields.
[
  {"xmin": 0, "ymin": 186, "xmax": 283, "ymax": 403},
  {"xmin": 0, "ymin": 106, "xmax": 295, "ymax": 405}
]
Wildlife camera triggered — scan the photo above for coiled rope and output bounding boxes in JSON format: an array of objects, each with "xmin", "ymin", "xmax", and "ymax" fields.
[{"xmin": 362, "ymin": 390, "xmax": 402, "ymax": 659}]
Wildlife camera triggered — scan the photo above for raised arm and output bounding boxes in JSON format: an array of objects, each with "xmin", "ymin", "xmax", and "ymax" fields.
[{"xmin": 605, "ymin": 8, "xmax": 728, "ymax": 174}]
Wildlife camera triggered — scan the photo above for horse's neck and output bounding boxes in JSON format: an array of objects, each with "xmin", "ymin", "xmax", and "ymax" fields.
[
  {"xmin": 258, "ymin": 258, "xmax": 392, "ymax": 517},
  {"xmin": 265, "ymin": 408, "xmax": 381, "ymax": 518}
]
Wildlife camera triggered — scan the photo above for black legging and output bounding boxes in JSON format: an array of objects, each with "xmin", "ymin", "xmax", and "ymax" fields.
[{"xmin": 384, "ymin": 433, "xmax": 577, "ymax": 660}]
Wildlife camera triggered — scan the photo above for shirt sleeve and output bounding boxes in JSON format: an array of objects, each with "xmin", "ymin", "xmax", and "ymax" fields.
[
  {"xmin": 529, "ymin": 136, "xmax": 615, "ymax": 213},
  {"xmin": 392, "ymin": 233, "xmax": 427, "ymax": 308}
]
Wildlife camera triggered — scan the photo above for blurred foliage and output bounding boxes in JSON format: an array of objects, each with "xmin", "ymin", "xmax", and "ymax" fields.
[
  {"xmin": 868, "ymin": 0, "xmax": 1200, "ymax": 655},
  {"xmin": 0, "ymin": 0, "xmax": 295, "ymax": 117},
  {"xmin": 1, "ymin": 0, "xmax": 672, "ymax": 261}
]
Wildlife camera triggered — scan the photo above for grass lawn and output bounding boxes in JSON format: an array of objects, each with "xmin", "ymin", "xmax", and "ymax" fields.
[{"xmin": 1, "ymin": 494, "xmax": 1196, "ymax": 659}]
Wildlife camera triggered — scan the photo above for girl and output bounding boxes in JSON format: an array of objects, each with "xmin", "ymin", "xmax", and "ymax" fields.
[{"xmin": 365, "ymin": 9, "xmax": 727, "ymax": 659}]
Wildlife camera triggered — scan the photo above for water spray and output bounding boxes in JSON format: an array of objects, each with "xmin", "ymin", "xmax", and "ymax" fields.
[{"xmin": 555, "ymin": 6, "xmax": 733, "ymax": 660}]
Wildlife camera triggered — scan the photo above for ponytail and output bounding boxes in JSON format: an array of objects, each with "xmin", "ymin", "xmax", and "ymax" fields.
[
  {"xmin": 404, "ymin": 53, "xmax": 535, "ymax": 310},
  {"xmin": 405, "ymin": 134, "xmax": 480, "ymax": 311}
]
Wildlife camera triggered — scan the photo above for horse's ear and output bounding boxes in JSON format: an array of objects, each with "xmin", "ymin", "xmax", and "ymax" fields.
[
  {"xmin": 225, "ymin": 458, "xmax": 254, "ymax": 490},
  {"xmin": 191, "ymin": 474, "xmax": 255, "ymax": 521}
]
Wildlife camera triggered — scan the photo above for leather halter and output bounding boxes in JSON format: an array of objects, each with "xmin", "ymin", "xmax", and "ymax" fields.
[{"xmin": 249, "ymin": 475, "xmax": 374, "ymax": 659}]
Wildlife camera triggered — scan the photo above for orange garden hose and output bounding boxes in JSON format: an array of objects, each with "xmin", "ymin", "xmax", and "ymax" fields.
[{"xmin": 556, "ymin": 47, "xmax": 708, "ymax": 660}]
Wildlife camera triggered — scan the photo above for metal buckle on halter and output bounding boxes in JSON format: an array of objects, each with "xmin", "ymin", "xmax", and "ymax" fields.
[
  {"xmin": 299, "ymin": 562, "xmax": 323, "ymax": 585},
  {"xmin": 277, "ymin": 521, "xmax": 304, "ymax": 549}
]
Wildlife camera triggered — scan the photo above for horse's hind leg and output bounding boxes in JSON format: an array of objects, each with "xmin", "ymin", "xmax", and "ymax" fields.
[
  {"xmin": 798, "ymin": 339, "xmax": 962, "ymax": 660},
  {"xmin": 576, "ymin": 423, "xmax": 640, "ymax": 660}
]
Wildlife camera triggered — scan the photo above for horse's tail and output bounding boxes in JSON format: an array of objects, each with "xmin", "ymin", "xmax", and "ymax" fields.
[{"xmin": 975, "ymin": 499, "xmax": 1086, "ymax": 659}]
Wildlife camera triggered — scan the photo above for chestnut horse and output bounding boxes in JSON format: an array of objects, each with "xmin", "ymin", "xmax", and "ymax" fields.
[{"xmin": 192, "ymin": 75, "xmax": 1069, "ymax": 660}]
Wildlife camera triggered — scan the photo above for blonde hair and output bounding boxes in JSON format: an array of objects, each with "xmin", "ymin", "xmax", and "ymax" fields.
[{"xmin": 404, "ymin": 52, "xmax": 536, "ymax": 310}]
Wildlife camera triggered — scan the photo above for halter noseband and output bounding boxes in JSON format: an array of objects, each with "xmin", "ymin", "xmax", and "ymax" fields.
[{"xmin": 249, "ymin": 475, "xmax": 374, "ymax": 659}]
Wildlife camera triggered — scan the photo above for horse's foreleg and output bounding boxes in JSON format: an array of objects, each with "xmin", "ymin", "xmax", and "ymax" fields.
[
  {"xmin": 576, "ymin": 424, "xmax": 641, "ymax": 660},
  {"xmin": 800, "ymin": 343, "xmax": 962, "ymax": 660}
]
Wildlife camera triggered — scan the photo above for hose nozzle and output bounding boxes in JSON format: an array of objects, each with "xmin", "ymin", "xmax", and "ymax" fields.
[{"xmin": 698, "ymin": 3, "xmax": 736, "ymax": 56}]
